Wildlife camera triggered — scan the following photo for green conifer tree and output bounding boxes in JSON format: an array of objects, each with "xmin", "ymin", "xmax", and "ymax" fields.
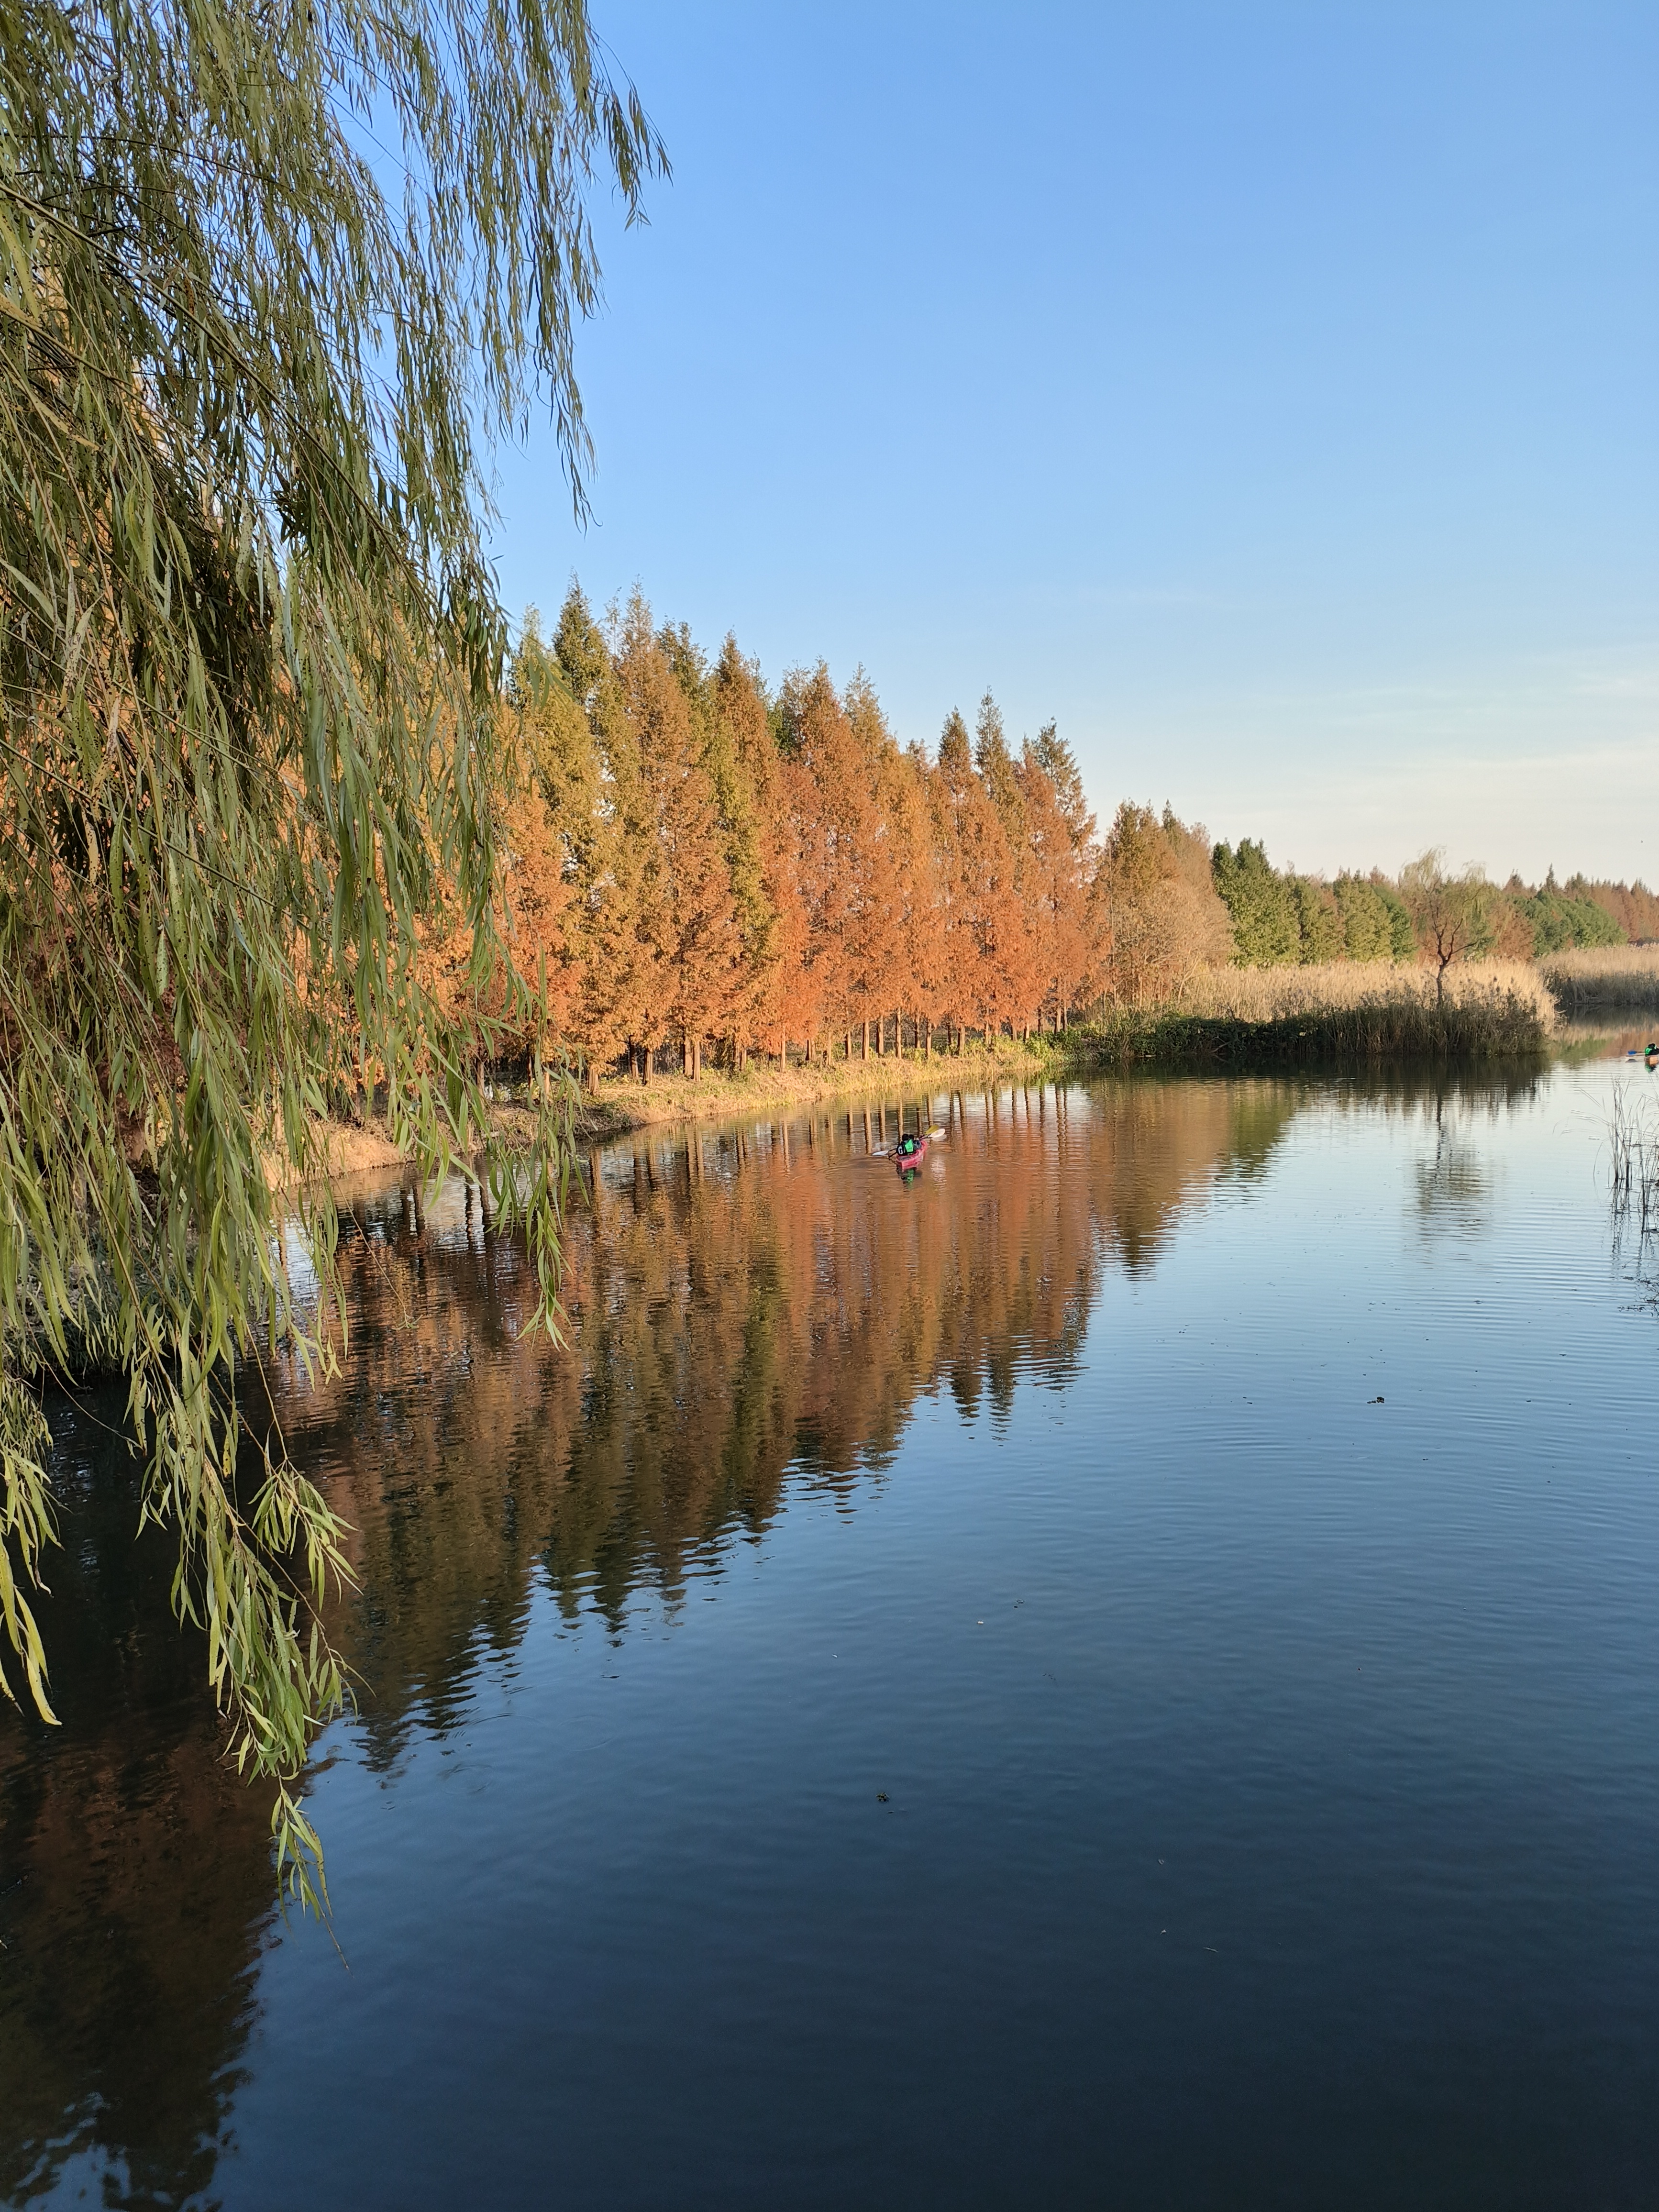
[
  {"xmin": 1333, "ymin": 875, "xmax": 1396, "ymax": 961},
  {"xmin": 1212, "ymin": 841, "xmax": 1300, "ymax": 965},
  {"xmin": 1290, "ymin": 877, "xmax": 1344, "ymax": 963}
]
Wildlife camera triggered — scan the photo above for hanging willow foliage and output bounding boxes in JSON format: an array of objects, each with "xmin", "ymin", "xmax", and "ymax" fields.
[{"xmin": 0, "ymin": 0, "xmax": 665, "ymax": 1909}]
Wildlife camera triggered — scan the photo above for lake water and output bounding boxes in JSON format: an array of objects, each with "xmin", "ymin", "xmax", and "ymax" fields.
[{"xmin": 5, "ymin": 1061, "xmax": 1659, "ymax": 2208}]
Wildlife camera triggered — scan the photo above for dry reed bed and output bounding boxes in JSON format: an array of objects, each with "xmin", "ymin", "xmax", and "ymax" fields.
[
  {"xmin": 1539, "ymin": 944, "xmax": 1659, "ymax": 1016},
  {"xmin": 1081, "ymin": 961, "xmax": 1552, "ymax": 1067},
  {"xmin": 1176, "ymin": 959, "xmax": 1554, "ymax": 1024}
]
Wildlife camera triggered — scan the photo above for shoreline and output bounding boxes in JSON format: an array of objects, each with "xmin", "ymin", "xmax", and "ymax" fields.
[
  {"xmin": 269, "ymin": 1041, "xmax": 1061, "ymax": 1194},
  {"xmin": 300, "ymin": 992, "xmax": 1652, "ymax": 1189},
  {"xmin": 563, "ymin": 1038, "xmax": 1062, "ymax": 1144}
]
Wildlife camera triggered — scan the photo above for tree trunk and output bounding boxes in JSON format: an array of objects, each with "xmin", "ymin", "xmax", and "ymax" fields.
[{"xmin": 861, "ymin": 1020, "xmax": 869, "ymax": 1061}]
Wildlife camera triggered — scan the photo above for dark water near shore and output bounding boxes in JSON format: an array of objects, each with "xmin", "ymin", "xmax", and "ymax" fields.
[{"xmin": 5, "ymin": 1063, "xmax": 1659, "ymax": 2208}]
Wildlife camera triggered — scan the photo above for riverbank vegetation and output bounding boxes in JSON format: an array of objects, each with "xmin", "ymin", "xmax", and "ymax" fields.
[
  {"xmin": 1541, "ymin": 946, "xmax": 1659, "ymax": 1019},
  {"xmin": 1609, "ymin": 1081, "xmax": 1659, "ymax": 1247},
  {"xmin": 400, "ymin": 595, "xmax": 1649, "ymax": 1103},
  {"xmin": 525, "ymin": 1035, "xmax": 1062, "ymax": 1147},
  {"xmin": 1075, "ymin": 963, "xmax": 1551, "ymax": 1071},
  {"xmin": 537, "ymin": 963, "xmax": 1549, "ymax": 1142}
]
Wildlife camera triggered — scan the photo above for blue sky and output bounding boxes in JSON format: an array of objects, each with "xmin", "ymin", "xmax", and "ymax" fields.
[{"xmin": 487, "ymin": 1, "xmax": 1658, "ymax": 884}]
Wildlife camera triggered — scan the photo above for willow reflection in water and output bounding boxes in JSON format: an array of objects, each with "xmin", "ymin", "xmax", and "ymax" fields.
[{"xmin": 0, "ymin": 1398, "xmax": 278, "ymax": 2209}]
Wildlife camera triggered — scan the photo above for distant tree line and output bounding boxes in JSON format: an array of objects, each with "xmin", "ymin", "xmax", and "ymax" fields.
[
  {"xmin": 1212, "ymin": 842, "xmax": 1648, "ymax": 970},
  {"xmin": 1211, "ymin": 842, "xmax": 1419, "ymax": 966},
  {"xmin": 419, "ymin": 584, "xmax": 1659, "ymax": 1079}
]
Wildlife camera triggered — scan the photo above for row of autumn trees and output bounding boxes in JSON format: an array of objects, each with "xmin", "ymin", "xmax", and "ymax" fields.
[
  {"xmin": 419, "ymin": 584, "xmax": 1659, "ymax": 1084},
  {"xmin": 428, "ymin": 587, "xmax": 1107, "ymax": 1084}
]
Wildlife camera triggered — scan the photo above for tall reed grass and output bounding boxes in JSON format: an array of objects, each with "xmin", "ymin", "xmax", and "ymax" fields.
[
  {"xmin": 1175, "ymin": 959, "xmax": 1553, "ymax": 1025},
  {"xmin": 1076, "ymin": 961, "xmax": 1551, "ymax": 1068},
  {"xmin": 1608, "ymin": 1082, "xmax": 1659, "ymax": 1241},
  {"xmin": 1540, "ymin": 944, "xmax": 1659, "ymax": 1017}
]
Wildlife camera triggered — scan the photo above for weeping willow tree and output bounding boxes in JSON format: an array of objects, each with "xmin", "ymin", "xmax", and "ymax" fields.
[{"xmin": 0, "ymin": 0, "xmax": 665, "ymax": 1907}]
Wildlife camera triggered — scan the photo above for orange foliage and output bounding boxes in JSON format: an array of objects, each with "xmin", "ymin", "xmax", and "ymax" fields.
[{"xmin": 450, "ymin": 586, "xmax": 1117, "ymax": 1077}]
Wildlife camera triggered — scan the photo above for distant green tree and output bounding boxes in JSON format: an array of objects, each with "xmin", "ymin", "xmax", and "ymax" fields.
[
  {"xmin": 1373, "ymin": 876, "xmax": 1420, "ymax": 961},
  {"xmin": 1329, "ymin": 874, "xmax": 1415, "ymax": 962},
  {"xmin": 1505, "ymin": 872, "xmax": 1625, "ymax": 954},
  {"xmin": 1212, "ymin": 839, "xmax": 1300, "ymax": 965},
  {"xmin": 1290, "ymin": 876, "xmax": 1344, "ymax": 963},
  {"xmin": 1333, "ymin": 875, "xmax": 1395, "ymax": 961}
]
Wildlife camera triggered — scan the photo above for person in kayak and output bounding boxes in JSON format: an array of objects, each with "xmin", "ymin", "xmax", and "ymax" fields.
[{"xmin": 895, "ymin": 1132, "xmax": 925, "ymax": 1162}]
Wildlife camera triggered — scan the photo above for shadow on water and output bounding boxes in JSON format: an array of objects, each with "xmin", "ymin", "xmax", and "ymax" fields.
[{"xmin": 0, "ymin": 1068, "xmax": 1543, "ymax": 2204}]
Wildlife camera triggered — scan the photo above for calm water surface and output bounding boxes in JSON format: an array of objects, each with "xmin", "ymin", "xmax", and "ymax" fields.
[{"xmin": 5, "ymin": 1063, "xmax": 1659, "ymax": 2208}]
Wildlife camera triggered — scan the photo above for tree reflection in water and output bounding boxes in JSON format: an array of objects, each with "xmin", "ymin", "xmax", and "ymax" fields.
[
  {"xmin": 1, "ymin": 1074, "xmax": 1327, "ymax": 2202},
  {"xmin": 285, "ymin": 1080, "xmax": 1307, "ymax": 1743}
]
